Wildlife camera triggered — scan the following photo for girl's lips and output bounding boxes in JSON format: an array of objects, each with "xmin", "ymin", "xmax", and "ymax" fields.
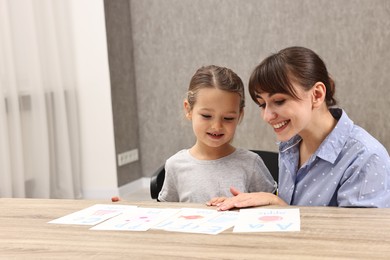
[{"xmin": 207, "ymin": 132, "xmax": 224, "ymax": 139}]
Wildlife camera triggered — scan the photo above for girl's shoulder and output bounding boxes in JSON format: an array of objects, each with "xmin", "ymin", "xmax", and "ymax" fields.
[
  {"xmin": 165, "ymin": 149, "xmax": 191, "ymax": 165},
  {"xmin": 233, "ymin": 148, "xmax": 261, "ymax": 161}
]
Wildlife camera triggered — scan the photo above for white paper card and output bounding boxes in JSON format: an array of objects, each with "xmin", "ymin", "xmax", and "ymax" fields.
[
  {"xmin": 152, "ymin": 208, "xmax": 219, "ymax": 232},
  {"xmin": 48, "ymin": 204, "xmax": 136, "ymax": 225},
  {"xmin": 233, "ymin": 208, "xmax": 300, "ymax": 232},
  {"xmin": 90, "ymin": 208, "xmax": 180, "ymax": 231},
  {"xmin": 181, "ymin": 210, "xmax": 239, "ymax": 235}
]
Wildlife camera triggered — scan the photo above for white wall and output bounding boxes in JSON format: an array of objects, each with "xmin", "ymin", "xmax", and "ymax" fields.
[{"xmin": 69, "ymin": 0, "xmax": 118, "ymax": 199}]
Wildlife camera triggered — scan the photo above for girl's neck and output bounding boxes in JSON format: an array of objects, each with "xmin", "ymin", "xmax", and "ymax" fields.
[{"xmin": 190, "ymin": 143, "xmax": 235, "ymax": 160}]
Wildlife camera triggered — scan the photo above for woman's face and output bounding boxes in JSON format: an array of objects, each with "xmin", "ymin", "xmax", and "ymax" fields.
[{"xmin": 255, "ymin": 83, "xmax": 314, "ymax": 142}]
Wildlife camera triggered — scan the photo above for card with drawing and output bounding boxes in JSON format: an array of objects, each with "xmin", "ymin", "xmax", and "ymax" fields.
[
  {"xmin": 48, "ymin": 204, "xmax": 136, "ymax": 225},
  {"xmin": 152, "ymin": 208, "xmax": 220, "ymax": 233},
  {"xmin": 233, "ymin": 208, "xmax": 300, "ymax": 233},
  {"xmin": 181, "ymin": 210, "xmax": 239, "ymax": 235},
  {"xmin": 90, "ymin": 207, "xmax": 180, "ymax": 231},
  {"xmin": 151, "ymin": 208, "xmax": 239, "ymax": 235}
]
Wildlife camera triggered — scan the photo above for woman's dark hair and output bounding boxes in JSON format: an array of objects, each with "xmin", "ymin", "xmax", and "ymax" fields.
[
  {"xmin": 248, "ymin": 46, "xmax": 337, "ymax": 107},
  {"xmin": 187, "ymin": 65, "xmax": 245, "ymax": 111}
]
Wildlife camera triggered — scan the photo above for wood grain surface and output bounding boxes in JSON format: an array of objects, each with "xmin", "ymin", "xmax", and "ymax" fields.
[{"xmin": 1, "ymin": 198, "xmax": 389, "ymax": 259}]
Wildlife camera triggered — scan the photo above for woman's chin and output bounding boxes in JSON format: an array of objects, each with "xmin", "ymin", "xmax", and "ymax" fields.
[{"xmin": 275, "ymin": 133, "xmax": 294, "ymax": 142}]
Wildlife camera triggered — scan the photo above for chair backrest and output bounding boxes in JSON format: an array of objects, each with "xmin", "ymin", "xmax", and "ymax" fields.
[
  {"xmin": 150, "ymin": 150, "xmax": 279, "ymax": 200},
  {"xmin": 150, "ymin": 165, "xmax": 165, "ymax": 200},
  {"xmin": 249, "ymin": 150, "xmax": 279, "ymax": 183}
]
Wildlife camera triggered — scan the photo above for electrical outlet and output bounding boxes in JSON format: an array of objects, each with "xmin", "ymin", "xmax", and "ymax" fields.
[{"xmin": 117, "ymin": 149, "xmax": 139, "ymax": 166}]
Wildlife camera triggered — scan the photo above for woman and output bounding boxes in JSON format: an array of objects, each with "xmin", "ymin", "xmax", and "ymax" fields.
[{"xmin": 207, "ymin": 46, "xmax": 390, "ymax": 209}]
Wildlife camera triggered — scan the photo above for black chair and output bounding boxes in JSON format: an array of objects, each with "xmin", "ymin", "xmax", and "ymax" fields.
[
  {"xmin": 150, "ymin": 150, "xmax": 279, "ymax": 200},
  {"xmin": 150, "ymin": 165, "xmax": 166, "ymax": 200},
  {"xmin": 250, "ymin": 150, "xmax": 279, "ymax": 183}
]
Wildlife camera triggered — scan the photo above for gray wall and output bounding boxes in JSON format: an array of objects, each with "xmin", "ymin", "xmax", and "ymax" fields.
[
  {"xmin": 113, "ymin": 0, "xmax": 390, "ymax": 180},
  {"xmin": 104, "ymin": 0, "xmax": 142, "ymax": 186}
]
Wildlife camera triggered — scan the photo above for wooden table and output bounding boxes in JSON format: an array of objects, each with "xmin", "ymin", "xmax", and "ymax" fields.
[{"xmin": 1, "ymin": 198, "xmax": 390, "ymax": 259}]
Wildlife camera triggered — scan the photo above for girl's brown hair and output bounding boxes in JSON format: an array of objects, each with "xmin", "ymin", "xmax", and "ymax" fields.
[{"xmin": 187, "ymin": 65, "xmax": 245, "ymax": 111}]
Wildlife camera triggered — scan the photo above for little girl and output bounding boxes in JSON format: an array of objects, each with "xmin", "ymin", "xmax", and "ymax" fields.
[{"xmin": 158, "ymin": 65, "xmax": 276, "ymax": 203}]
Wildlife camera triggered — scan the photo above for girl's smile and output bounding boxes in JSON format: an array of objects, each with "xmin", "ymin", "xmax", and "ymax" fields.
[{"xmin": 207, "ymin": 132, "xmax": 224, "ymax": 139}]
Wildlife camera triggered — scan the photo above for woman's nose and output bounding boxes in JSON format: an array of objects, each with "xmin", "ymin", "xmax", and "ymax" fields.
[{"xmin": 262, "ymin": 107, "xmax": 276, "ymax": 122}]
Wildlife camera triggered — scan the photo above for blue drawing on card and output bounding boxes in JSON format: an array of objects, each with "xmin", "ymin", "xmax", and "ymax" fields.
[
  {"xmin": 193, "ymin": 225, "xmax": 223, "ymax": 234},
  {"xmin": 208, "ymin": 214, "xmax": 237, "ymax": 224},
  {"xmin": 81, "ymin": 217, "xmax": 101, "ymax": 224},
  {"xmin": 277, "ymin": 223, "xmax": 293, "ymax": 230},
  {"xmin": 249, "ymin": 223, "xmax": 265, "ymax": 229}
]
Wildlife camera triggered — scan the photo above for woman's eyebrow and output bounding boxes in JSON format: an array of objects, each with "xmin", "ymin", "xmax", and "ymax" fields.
[
  {"xmin": 255, "ymin": 94, "xmax": 263, "ymax": 100},
  {"xmin": 255, "ymin": 93, "xmax": 276, "ymax": 99}
]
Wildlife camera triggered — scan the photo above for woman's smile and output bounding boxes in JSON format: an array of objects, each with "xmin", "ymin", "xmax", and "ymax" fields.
[{"xmin": 273, "ymin": 120, "xmax": 289, "ymax": 130}]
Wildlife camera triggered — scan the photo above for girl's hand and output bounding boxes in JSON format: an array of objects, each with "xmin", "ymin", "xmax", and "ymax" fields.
[
  {"xmin": 111, "ymin": 196, "xmax": 120, "ymax": 202},
  {"xmin": 215, "ymin": 186, "xmax": 288, "ymax": 211}
]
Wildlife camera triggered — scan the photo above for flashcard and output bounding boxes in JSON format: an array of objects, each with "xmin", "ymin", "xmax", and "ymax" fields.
[
  {"xmin": 233, "ymin": 208, "xmax": 300, "ymax": 232},
  {"xmin": 90, "ymin": 208, "xmax": 180, "ymax": 231},
  {"xmin": 178, "ymin": 210, "xmax": 239, "ymax": 235},
  {"xmin": 152, "ymin": 208, "xmax": 220, "ymax": 233},
  {"xmin": 48, "ymin": 204, "xmax": 136, "ymax": 225}
]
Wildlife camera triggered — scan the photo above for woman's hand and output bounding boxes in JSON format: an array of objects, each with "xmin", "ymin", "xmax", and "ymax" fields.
[
  {"xmin": 206, "ymin": 196, "xmax": 228, "ymax": 206},
  {"xmin": 208, "ymin": 186, "xmax": 287, "ymax": 211}
]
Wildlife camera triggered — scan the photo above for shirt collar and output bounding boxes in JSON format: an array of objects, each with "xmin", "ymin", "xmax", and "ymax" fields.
[{"xmin": 279, "ymin": 135, "xmax": 301, "ymax": 153}]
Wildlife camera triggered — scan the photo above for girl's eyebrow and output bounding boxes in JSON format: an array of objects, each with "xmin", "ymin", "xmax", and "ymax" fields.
[
  {"xmin": 225, "ymin": 111, "xmax": 239, "ymax": 114},
  {"xmin": 198, "ymin": 108, "xmax": 238, "ymax": 114}
]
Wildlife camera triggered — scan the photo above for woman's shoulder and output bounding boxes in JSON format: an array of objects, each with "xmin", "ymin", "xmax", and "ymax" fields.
[
  {"xmin": 334, "ymin": 109, "xmax": 389, "ymax": 159},
  {"xmin": 349, "ymin": 125, "xmax": 390, "ymax": 158}
]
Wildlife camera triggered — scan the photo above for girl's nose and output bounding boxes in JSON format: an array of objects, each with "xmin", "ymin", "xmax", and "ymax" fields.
[{"xmin": 212, "ymin": 119, "xmax": 223, "ymax": 130}]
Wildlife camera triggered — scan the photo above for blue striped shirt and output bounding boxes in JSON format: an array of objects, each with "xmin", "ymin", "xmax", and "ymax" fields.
[{"xmin": 278, "ymin": 108, "xmax": 390, "ymax": 207}]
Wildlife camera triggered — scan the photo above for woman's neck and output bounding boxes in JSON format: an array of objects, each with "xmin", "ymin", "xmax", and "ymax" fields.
[{"xmin": 299, "ymin": 109, "xmax": 337, "ymax": 167}]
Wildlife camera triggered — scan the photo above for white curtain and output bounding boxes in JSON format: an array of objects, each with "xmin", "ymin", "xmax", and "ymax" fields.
[{"xmin": 0, "ymin": 0, "xmax": 82, "ymax": 199}]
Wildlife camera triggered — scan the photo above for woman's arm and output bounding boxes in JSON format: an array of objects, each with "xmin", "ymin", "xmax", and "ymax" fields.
[{"xmin": 207, "ymin": 186, "xmax": 288, "ymax": 210}]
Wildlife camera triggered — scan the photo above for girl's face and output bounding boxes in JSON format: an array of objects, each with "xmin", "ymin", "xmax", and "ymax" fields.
[
  {"xmin": 185, "ymin": 88, "xmax": 242, "ymax": 149},
  {"xmin": 256, "ymin": 82, "xmax": 314, "ymax": 142}
]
